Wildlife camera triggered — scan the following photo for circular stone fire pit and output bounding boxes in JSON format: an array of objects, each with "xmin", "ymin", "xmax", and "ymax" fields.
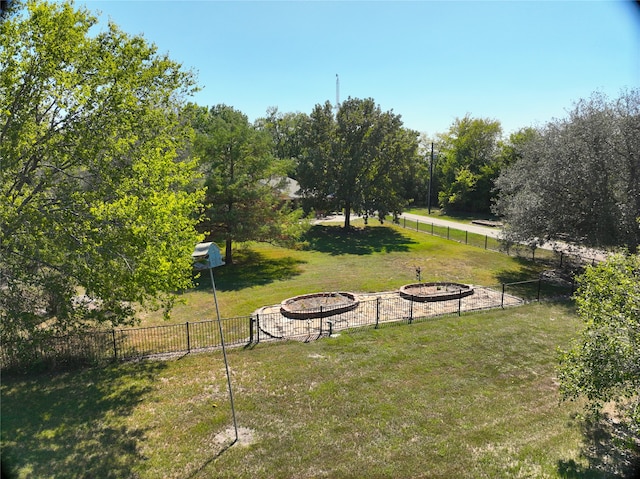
[
  {"xmin": 280, "ymin": 292, "xmax": 359, "ymax": 319},
  {"xmin": 399, "ymin": 282, "xmax": 474, "ymax": 302}
]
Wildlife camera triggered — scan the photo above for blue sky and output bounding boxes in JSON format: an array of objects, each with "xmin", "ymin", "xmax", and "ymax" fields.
[{"xmin": 78, "ymin": 0, "xmax": 638, "ymax": 136}]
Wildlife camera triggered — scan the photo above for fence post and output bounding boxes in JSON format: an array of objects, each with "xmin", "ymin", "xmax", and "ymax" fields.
[
  {"xmin": 112, "ymin": 329, "xmax": 118, "ymax": 360},
  {"xmin": 465, "ymin": 230, "xmax": 468, "ymax": 244},
  {"xmin": 431, "ymin": 223, "xmax": 434, "ymax": 235},
  {"xmin": 409, "ymin": 299, "xmax": 413, "ymax": 324},
  {"xmin": 458, "ymin": 289, "xmax": 462, "ymax": 316},
  {"xmin": 501, "ymin": 284, "xmax": 505, "ymax": 309},
  {"xmin": 249, "ymin": 316, "xmax": 254, "ymax": 344},
  {"xmin": 447, "ymin": 226, "xmax": 450, "ymax": 240},
  {"xmin": 537, "ymin": 279, "xmax": 542, "ymax": 302},
  {"xmin": 186, "ymin": 322, "xmax": 191, "ymax": 353},
  {"xmin": 416, "ymin": 219, "xmax": 419, "ymax": 231},
  {"xmin": 532, "ymin": 247, "xmax": 536, "ymax": 262},
  {"xmin": 256, "ymin": 313, "xmax": 260, "ymax": 344},
  {"xmin": 404, "ymin": 217, "xmax": 406, "ymax": 228},
  {"xmin": 375, "ymin": 297, "xmax": 380, "ymax": 329},
  {"xmin": 485, "ymin": 235, "xmax": 488, "ymax": 250}
]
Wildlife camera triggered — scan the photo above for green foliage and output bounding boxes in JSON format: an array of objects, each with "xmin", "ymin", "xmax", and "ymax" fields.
[
  {"xmin": 189, "ymin": 104, "xmax": 309, "ymax": 263},
  {"xmin": 297, "ymin": 98, "xmax": 421, "ymax": 227},
  {"xmin": 494, "ymin": 90, "xmax": 640, "ymax": 252},
  {"xmin": 0, "ymin": 1, "xmax": 203, "ymax": 344},
  {"xmin": 436, "ymin": 115, "xmax": 502, "ymax": 213},
  {"xmin": 558, "ymin": 253, "xmax": 640, "ymax": 434},
  {"xmin": 255, "ymin": 106, "xmax": 307, "ymax": 171}
]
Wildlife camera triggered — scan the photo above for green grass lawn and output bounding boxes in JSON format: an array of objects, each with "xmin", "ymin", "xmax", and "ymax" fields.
[
  {"xmin": 2, "ymin": 302, "xmax": 599, "ymax": 479},
  {"xmin": 137, "ymin": 221, "xmax": 549, "ymax": 327},
  {"xmin": 3, "ymin": 222, "xmax": 615, "ymax": 478},
  {"xmin": 404, "ymin": 207, "xmax": 503, "ymax": 225}
]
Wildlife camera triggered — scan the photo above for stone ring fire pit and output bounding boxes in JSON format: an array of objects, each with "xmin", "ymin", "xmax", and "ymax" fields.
[
  {"xmin": 399, "ymin": 282, "xmax": 474, "ymax": 302},
  {"xmin": 280, "ymin": 292, "xmax": 359, "ymax": 320}
]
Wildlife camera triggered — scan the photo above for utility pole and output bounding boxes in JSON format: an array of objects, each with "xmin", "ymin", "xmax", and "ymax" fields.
[
  {"xmin": 428, "ymin": 142, "xmax": 434, "ymax": 214},
  {"xmin": 335, "ymin": 74, "xmax": 340, "ymax": 114}
]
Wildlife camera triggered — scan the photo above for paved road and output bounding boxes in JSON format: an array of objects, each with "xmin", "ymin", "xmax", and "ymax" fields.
[
  {"xmin": 317, "ymin": 211, "xmax": 608, "ymax": 261},
  {"xmin": 398, "ymin": 212, "xmax": 502, "ymax": 238},
  {"xmin": 315, "ymin": 212, "xmax": 502, "ymax": 238}
]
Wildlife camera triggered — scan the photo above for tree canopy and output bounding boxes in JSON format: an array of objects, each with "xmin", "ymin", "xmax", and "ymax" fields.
[
  {"xmin": 558, "ymin": 252, "xmax": 640, "ymax": 435},
  {"xmin": 435, "ymin": 115, "xmax": 503, "ymax": 213},
  {"xmin": 493, "ymin": 90, "xmax": 640, "ymax": 252},
  {"xmin": 297, "ymin": 97, "xmax": 420, "ymax": 228},
  {"xmin": 0, "ymin": 0, "xmax": 203, "ymax": 344},
  {"xmin": 189, "ymin": 104, "xmax": 307, "ymax": 264}
]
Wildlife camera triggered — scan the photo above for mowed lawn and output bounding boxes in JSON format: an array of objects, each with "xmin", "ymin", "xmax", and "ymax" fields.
[
  {"xmin": 1, "ymin": 223, "xmax": 596, "ymax": 478},
  {"xmin": 137, "ymin": 221, "xmax": 547, "ymax": 326},
  {"xmin": 1, "ymin": 303, "xmax": 590, "ymax": 478}
]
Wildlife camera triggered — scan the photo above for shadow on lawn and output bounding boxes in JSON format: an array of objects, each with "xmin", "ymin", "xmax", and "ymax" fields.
[
  {"xmin": 194, "ymin": 248, "xmax": 305, "ymax": 292},
  {"xmin": 558, "ymin": 412, "xmax": 640, "ymax": 478},
  {"xmin": 0, "ymin": 361, "xmax": 166, "ymax": 479},
  {"xmin": 494, "ymin": 257, "xmax": 546, "ymax": 285},
  {"xmin": 495, "ymin": 258, "xmax": 576, "ymax": 301},
  {"xmin": 303, "ymin": 224, "xmax": 416, "ymax": 255}
]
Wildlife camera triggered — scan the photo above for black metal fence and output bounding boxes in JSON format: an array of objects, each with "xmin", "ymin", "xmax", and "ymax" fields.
[
  {"xmin": 396, "ymin": 216, "xmax": 602, "ymax": 267},
  {"xmin": 0, "ymin": 279, "xmax": 575, "ymax": 372}
]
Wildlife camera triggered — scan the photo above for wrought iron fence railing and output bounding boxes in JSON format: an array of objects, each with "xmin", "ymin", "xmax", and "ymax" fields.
[
  {"xmin": 1, "ymin": 279, "xmax": 574, "ymax": 372},
  {"xmin": 395, "ymin": 216, "xmax": 603, "ymax": 267}
]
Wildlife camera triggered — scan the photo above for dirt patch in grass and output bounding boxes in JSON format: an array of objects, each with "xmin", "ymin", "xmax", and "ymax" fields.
[{"xmin": 214, "ymin": 427, "xmax": 256, "ymax": 447}]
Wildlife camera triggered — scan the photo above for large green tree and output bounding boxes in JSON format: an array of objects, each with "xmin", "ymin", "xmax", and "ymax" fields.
[
  {"xmin": 0, "ymin": 0, "xmax": 203, "ymax": 345},
  {"xmin": 297, "ymin": 98, "xmax": 420, "ymax": 228},
  {"xmin": 493, "ymin": 90, "xmax": 640, "ymax": 252},
  {"xmin": 255, "ymin": 107, "xmax": 308, "ymax": 171},
  {"xmin": 558, "ymin": 252, "xmax": 640, "ymax": 436},
  {"xmin": 190, "ymin": 104, "xmax": 307, "ymax": 264},
  {"xmin": 436, "ymin": 115, "xmax": 503, "ymax": 213}
]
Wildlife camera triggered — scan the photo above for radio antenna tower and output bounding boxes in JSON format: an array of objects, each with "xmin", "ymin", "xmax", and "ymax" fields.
[{"xmin": 335, "ymin": 74, "xmax": 340, "ymax": 113}]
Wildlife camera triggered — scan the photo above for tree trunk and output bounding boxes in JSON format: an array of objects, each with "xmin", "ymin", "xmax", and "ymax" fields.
[
  {"xmin": 344, "ymin": 202, "xmax": 351, "ymax": 229},
  {"xmin": 225, "ymin": 237, "xmax": 233, "ymax": 265}
]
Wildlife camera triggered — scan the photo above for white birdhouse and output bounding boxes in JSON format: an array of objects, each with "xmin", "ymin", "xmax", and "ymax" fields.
[{"xmin": 192, "ymin": 242, "xmax": 225, "ymax": 270}]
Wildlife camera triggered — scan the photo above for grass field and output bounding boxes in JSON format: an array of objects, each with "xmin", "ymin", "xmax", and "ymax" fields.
[
  {"xmin": 137, "ymin": 221, "xmax": 550, "ymax": 327},
  {"xmin": 4, "ymin": 222, "xmax": 626, "ymax": 478},
  {"xmin": 2, "ymin": 302, "xmax": 602, "ymax": 479},
  {"xmin": 404, "ymin": 206, "xmax": 503, "ymax": 225}
]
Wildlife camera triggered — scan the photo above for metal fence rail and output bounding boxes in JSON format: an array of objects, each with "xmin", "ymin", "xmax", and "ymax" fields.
[
  {"xmin": 1, "ymin": 279, "xmax": 574, "ymax": 372},
  {"xmin": 396, "ymin": 216, "xmax": 602, "ymax": 266}
]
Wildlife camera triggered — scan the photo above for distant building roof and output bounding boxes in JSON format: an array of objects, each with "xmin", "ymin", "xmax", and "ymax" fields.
[{"xmin": 263, "ymin": 176, "xmax": 301, "ymax": 200}]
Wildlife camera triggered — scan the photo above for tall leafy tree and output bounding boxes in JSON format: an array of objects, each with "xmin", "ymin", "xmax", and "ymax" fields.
[
  {"xmin": 493, "ymin": 90, "xmax": 640, "ymax": 252},
  {"xmin": 0, "ymin": 0, "xmax": 203, "ymax": 345},
  {"xmin": 255, "ymin": 107, "xmax": 308, "ymax": 172},
  {"xmin": 190, "ymin": 104, "xmax": 306, "ymax": 264},
  {"xmin": 296, "ymin": 101, "xmax": 340, "ymax": 216},
  {"xmin": 436, "ymin": 115, "xmax": 503, "ymax": 213},
  {"xmin": 298, "ymin": 98, "xmax": 420, "ymax": 228},
  {"xmin": 558, "ymin": 252, "xmax": 640, "ymax": 436}
]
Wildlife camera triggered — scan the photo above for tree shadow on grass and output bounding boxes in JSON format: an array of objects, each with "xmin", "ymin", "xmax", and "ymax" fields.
[
  {"xmin": 495, "ymin": 258, "xmax": 576, "ymax": 301},
  {"xmin": 194, "ymin": 248, "xmax": 306, "ymax": 292},
  {"xmin": 494, "ymin": 257, "xmax": 546, "ymax": 285},
  {"xmin": 0, "ymin": 361, "xmax": 166, "ymax": 479},
  {"xmin": 302, "ymin": 224, "xmax": 416, "ymax": 255},
  {"xmin": 558, "ymin": 412, "xmax": 640, "ymax": 478}
]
